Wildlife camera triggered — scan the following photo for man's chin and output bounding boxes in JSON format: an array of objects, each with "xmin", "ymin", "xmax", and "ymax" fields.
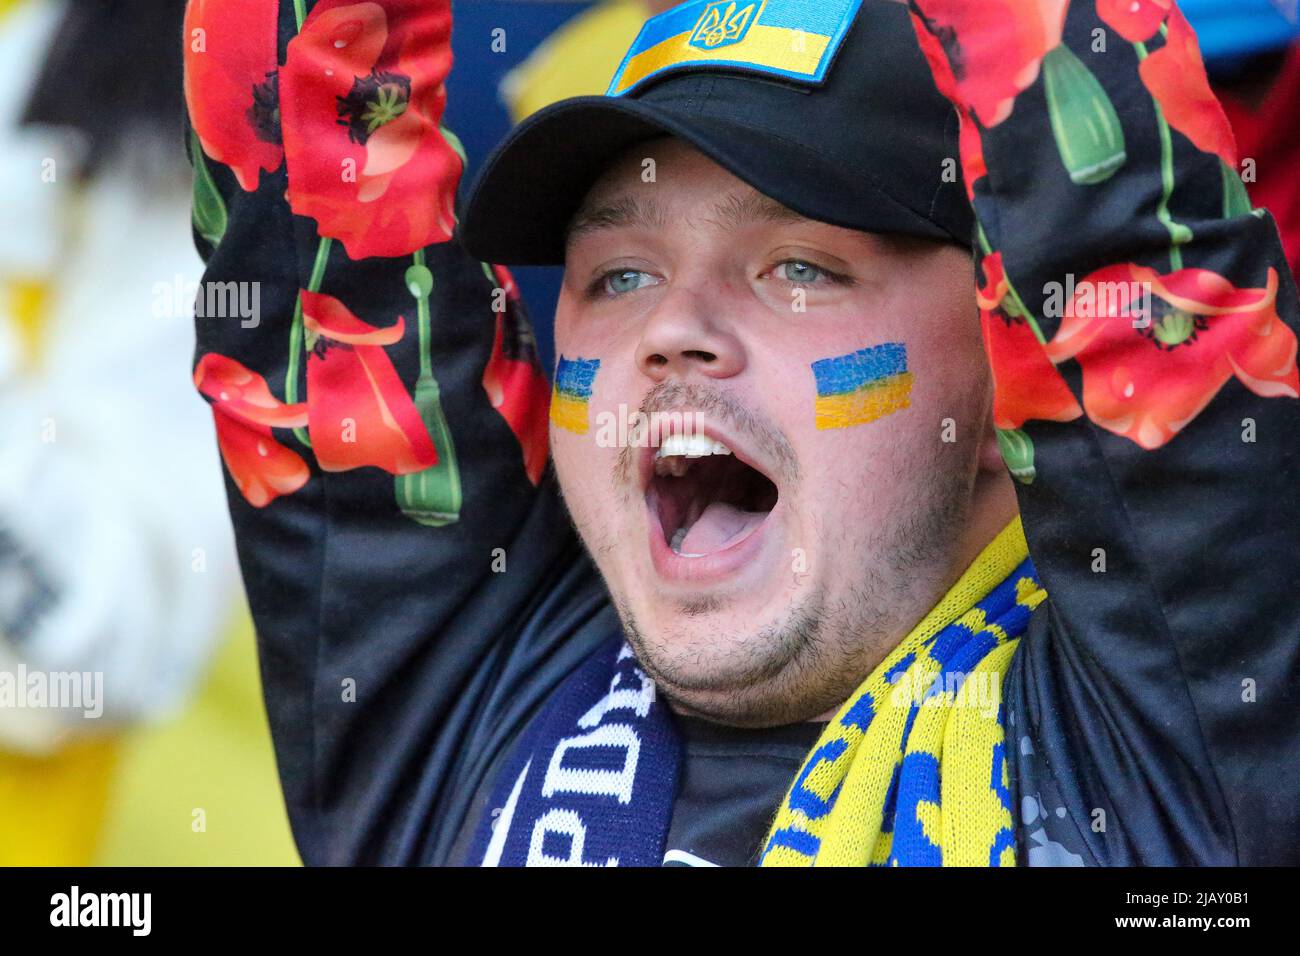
[
  {"xmin": 647, "ymin": 659, "xmax": 850, "ymax": 729},
  {"xmin": 613, "ymin": 594, "xmax": 848, "ymax": 728}
]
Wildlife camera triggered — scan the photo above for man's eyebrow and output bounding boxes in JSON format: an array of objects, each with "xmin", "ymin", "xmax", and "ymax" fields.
[
  {"xmin": 566, "ymin": 189, "xmax": 812, "ymax": 247},
  {"xmin": 705, "ymin": 191, "xmax": 809, "ymax": 231},
  {"xmin": 566, "ymin": 195, "xmax": 667, "ymax": 244}
]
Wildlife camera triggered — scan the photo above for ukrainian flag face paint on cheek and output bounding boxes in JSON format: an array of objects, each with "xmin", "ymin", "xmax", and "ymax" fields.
[
  {"xmin": 812, "ymin": 343, "xmax": 913, "ymax": 430},
  {"xmin": 551, "ymin": 356, "xmax": 601, "ymax": 435}
]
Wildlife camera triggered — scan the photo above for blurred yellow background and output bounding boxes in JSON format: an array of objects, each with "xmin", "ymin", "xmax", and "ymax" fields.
[
  {"xmin": 1, "ymin": 615, "xmax": 299, "ymax": 866},
  {"xmin": 0, "ymin": 0, "xmax": 297, "ymax": 867},
  {"xmin": 92, "ymin": 616, "xmax": 300, "ymax": 866}
]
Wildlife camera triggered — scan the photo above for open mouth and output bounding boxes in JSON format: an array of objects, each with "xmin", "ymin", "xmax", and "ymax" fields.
[{"xmin": 647, "ymin": 433, "xmax": 779, "ymax": 559}]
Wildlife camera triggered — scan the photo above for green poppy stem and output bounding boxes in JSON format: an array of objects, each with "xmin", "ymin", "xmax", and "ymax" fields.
[
  {"xmin": 307, "ymin": 236, "xmax": 332, "ymax": 293},
  {"xmin": 395, "ymin": 249, "xmax": 462, "ymax": 526},
  {"xmin": 1133, "ymin": 40, "xmax": 1192, "ymax": 272},
  {"xmin": 292, "ymin": 0, "xmax": 306, "ymax": 31},
  {"xmin": 976, "ymin": 223, "xmax": 1047, "ymax": 345},
  {"xmin": 285, "ymin": 301, "xmax": 308, "ymax": 447},
  {"xmin": 286, "ymin": 236, "xmax": 333, "ymax": 447},
  {"xmin": 415, "ymin": 249, "xmax": 433, "ymax": 380}
]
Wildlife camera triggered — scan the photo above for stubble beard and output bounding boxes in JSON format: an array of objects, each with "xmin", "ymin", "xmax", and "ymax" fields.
[{"xmin": 559, "ymin": 382, "xmax": 977, "ymax": 729}]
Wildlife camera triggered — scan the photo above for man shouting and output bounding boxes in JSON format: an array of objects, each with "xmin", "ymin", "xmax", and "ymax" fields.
[{"xmin": 182, "ymin": 0, "xmax": 1300, "ymax": 865}]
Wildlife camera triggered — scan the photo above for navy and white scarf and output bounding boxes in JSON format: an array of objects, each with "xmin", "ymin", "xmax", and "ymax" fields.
[{"xmin": 470, "ymin": 639, "xmax": 679, "ymax": 867}]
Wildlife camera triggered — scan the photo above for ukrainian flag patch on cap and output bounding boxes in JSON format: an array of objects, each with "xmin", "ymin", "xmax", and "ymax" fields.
[{"xmin": 607, "ymin": 0, "xmax": 863, "ymax": 97}]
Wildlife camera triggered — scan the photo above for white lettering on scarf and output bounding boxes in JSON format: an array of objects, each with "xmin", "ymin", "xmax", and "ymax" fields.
[
  {"xmin": 542, "ymin": 723, "xmax": 641, "ymax": 803},
  {"xmin": 527, "ymin": 809, "xmax": 620, "ymax": 867}
]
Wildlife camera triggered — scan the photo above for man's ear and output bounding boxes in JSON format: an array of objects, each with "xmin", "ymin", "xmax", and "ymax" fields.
[
  {"xmin": 976, "ymin": 387, "xmax": 1007, "ymax": 475},
  {"xmin": 978, "ymin": 425, "xmax": 1007, "ymax": 475}
]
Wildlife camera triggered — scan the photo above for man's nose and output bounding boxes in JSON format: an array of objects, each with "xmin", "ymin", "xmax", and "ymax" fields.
[{"xmin": 634, "ymin": 283, "xmax": 746, "ymax": 382}]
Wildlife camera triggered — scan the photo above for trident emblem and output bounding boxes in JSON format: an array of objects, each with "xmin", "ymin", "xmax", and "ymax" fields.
[{"xmin": 689, "ymin": 1, "xmax": 759, "ymax": 49}]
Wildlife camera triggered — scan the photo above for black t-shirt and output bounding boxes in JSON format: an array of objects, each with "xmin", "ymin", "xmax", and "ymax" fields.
[
  {"xmin": 446, "ymin": 696, "xmax": 827, "ymax": 867},
  {"xmin": 663, "ymin": 716, "xmax": 827, "ymax": 867}
]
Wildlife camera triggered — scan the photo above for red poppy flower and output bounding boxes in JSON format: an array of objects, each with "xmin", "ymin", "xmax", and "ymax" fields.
[
  {"xmin": 279, "ymin": 0, "xmax": 462, "ymax": 259},
  {"xmin": 182, "ymin": 0, "xmax": 284, "ymax": 191},
  {"xmin": 1137, "ymin": 6, "xmax": 1238, "ymax": 166},
  {"xmin": 910, "ymin": 11, "xmax": 987, "ymax": 199},
  {"xmin": 481, "ymin": 265, "xmax": 551, "ymax": 485},
  {"xmin": 912, "ymin": 0, "xmax": 1069, "ymax": 127},
  {"xmin": 194, "ymin": 353, "xmax": 310, "ymax": 507},
  {"xmin": 1096, "ymin": 0, "xmax": 1171, "ymax": 43},
  {"xmin": 977, "ymin": 253, "xmax": 1083, "ymax": 430},
  {"xmin": 1045, "ymin": 265, "xmax": 1299, "ymax": 449},
  {"xmin": 301, "ymin": 290, "xmax": 439, "ymax": 474}
]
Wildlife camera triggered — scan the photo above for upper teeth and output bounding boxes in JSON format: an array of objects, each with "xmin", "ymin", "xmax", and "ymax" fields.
[{"xmin": 655, "ymin": 434, "xmax": 732, "ymax": 460}]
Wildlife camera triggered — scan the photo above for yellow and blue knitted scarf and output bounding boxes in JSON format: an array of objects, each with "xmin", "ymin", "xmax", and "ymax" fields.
[
  {"xmin": 761, "ymin": 517, "xmax": 1045, "ymax": 866},
  {"xmin": 472, "ymin": 517, "xmax": 1043, "ymax": 867}
]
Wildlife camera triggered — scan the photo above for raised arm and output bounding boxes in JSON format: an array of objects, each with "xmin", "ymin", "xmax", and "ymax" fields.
[
  {"xmin": 909, "ymin": 0, "xmax": 1300, "ymax": 864},
  {"xmin": 182, "ymin": 0, "xmax": 593, "ymax": 863}
]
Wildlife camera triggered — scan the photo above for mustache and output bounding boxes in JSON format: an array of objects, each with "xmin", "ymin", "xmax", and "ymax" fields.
[{"xmin": 613, "ymin": 381, "xmax": 800, "ymax": 489}]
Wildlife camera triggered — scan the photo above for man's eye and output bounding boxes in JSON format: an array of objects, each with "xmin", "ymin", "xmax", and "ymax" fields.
[
  {"xmin": 602, "ymin": 270, "xmax": 656, "ymax": 295},
  {"xmin": 776, "ymin": 260, "xmax": 826, "ymax": 283}
]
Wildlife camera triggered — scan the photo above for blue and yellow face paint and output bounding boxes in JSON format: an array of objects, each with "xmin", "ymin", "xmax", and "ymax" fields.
[
  {"xmin": 812, "ymin": 343, "xmax": 913, "ymax": 430},
  {"xmin": 550, "ymin": 356, "xmax": 600, "ymax": 434},
  {"xmin": 607, "ymin": 0, "xmax": 863, "ymax": 97}
]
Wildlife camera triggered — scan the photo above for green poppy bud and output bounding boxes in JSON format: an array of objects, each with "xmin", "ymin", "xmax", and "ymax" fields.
[
  {"xmin": 1221, "ymin": 161, "xmax": 1252, "ymax": 219},
  {"xmin": 996, "ymin": 428, "xmax": 1037, "ymax": 485},
  {"xmin": 405, "ymin": 264, "xmax": 434, "ymax": 300},
  {"xmin": 190, "ymin": 128, "xmax": 228, "ymax": 247},
  {"xmin": 1043, "ymin": 45, "xmax": 1127, "ymax": 186},
  {"xmin": 395, "ymin": 372, "xmax": 462, "ymax": 526}
]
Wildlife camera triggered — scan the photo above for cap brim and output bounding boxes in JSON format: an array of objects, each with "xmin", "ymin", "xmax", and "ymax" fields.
[{"xmin": 459, "ymin": 94, "xmax": 955, "ymax": 266}]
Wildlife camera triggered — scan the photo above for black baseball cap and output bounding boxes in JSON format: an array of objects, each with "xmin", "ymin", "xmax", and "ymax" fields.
[{"xmin": 460, "ymin": 0, "xmax": 972, "ymax": 266}]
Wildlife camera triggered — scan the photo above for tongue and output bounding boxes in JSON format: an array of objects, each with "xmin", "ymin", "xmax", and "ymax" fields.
[{"xmin": 679, "ymin": 501, "xmax": 766, "ymax": 555}]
